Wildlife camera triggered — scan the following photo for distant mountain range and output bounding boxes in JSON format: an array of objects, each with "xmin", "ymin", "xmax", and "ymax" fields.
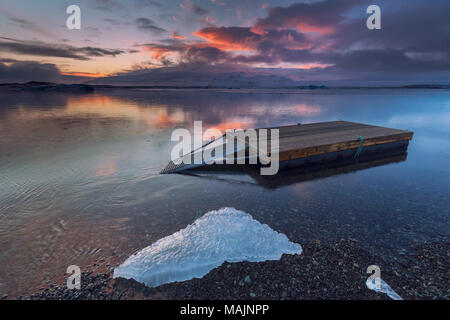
[
  {"xmin": 84, "ymin": 68, "xmax": 450, "ymax": 89},
  {"xmin": 1, "ymin": 80, "xmax": 449, "ymax": 91},
  {"xmin": 87, "ymin": 68, "xmax": 307, "ymax": 89}
]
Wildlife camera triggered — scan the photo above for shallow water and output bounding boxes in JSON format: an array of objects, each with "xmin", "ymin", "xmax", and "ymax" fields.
[{"xmin": 0, "ymin": 88, "xmax": 449, "ymax": 297}]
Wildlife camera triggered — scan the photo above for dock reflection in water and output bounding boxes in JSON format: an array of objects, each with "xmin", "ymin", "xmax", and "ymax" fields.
[{"xmin": 178, "ymin": 149, "xmax": 408, "ymax": 189}]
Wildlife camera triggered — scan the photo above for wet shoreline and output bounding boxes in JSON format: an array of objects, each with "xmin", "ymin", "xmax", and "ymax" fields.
[{"xmin": 16, "ymin": 240, "xmax": 449, "ymax": 300}]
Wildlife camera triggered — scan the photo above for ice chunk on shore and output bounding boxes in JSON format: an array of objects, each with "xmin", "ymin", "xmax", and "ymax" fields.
[
  {"xmin": 114, "ymin": 207, "xmax": 302, "ymax": 288},
  {"xmin": 366, "ymin": 278, "xmax": 403, "ymax": 300}
]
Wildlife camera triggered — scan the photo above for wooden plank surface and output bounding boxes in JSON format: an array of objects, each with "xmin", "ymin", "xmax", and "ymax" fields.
[
  {"xmin": 161, "ymin": 121, "xmax": 413, "ymax": 173},
  {"xmin": 258, "ymin": 121, "xmax": 413, "ymax": 162}
]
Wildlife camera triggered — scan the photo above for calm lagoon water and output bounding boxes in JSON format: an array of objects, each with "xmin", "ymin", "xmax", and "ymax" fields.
[{"xmin": 0, "ymin": 88, "xmax": 449, "ymax": 297}]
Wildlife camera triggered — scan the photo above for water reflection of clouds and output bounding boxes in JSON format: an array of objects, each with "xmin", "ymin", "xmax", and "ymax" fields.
[
  {"xmin": 296, "ymin": 103, "xmax": 322, "ymax": 116},
  {"xmin": 96, "ymin": 159, "xmax": 118, "ymax": 177},
  {"xmin": 3, "ymin": 89, "xmax": 450, "ymax": 158},
  {"xmin": 1, "ymin": 91, "xmax": 326, "ymax": 139},
  {"xmin": 206, "ymin": 120, "xmax": 256, "ymax": 132},
  {"xmin": 388, "ymin": 112, "xmax": 450, "ymax": 154},
  {"xmin": 388, "ymin": 113, "xmax": 450, "ymax": 129},
  {"xmin": 154, "ymin": 109, "xmax": 187, "ymax": 128}
]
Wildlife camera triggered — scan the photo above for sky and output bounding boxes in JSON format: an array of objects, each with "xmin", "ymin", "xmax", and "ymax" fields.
[{"xmin": 0, "ymin": 0, "xmax": 449, "ymax": 84}]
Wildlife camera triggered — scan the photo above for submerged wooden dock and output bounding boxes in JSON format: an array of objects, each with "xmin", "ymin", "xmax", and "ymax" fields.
[{"xmin": 161, "ymin": 121, "xmax": 413, "ymax": 174}]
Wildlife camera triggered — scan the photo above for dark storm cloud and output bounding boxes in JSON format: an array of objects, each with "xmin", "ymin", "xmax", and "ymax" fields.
[
  {"xmin": 135, "ymin": 17, "xmax": 167, "ymax": 34},
  {"xmin": 0, "ymin": 38, "xmax": 127, "ymax": 60},
  {"xmin": 191, "ymin": 25, "xmax": 325, "ymax": 65},
  {"xmin": 91, "ymin": 0, "xmax": 450, "ymax": 83},
  {"xmin": 253, "ymin": 0, "xmax": 367, "ymax": 34},
  {"xmin": 4, "ymin": 13, "xmax": 55, "ymax": 38},
  {"xmin": 190, "ymin": 5, "xmax": 209, "ymax": 16},
  {"xmin": 93, "ymin": 0, "xmax": 124, "ymax": 11},
  {"xmin": 139, "ymin": 40, "xmax": 185, "ymax": 52},
  {"xmin": 331, "ymin": 50, "xmax": 450, "ymax": 74},
  {"xmin": 189, "ymin": 0, "xmax": 450, "ymax": 77},
  {"xmin": 194, "ymin": 26, "xmax": 261, "ymax": 50},
  {"xmin": 10, "ymin": 17, "xmax": 39, "ymax": 29},
  {"xmin": 329, "ymin": 0, "xmax": 450, "ymax": 54},
  {"xmin": 185, "ymin": 46, "xmax": 230, "ymax": 63},
  {"xmin": 0, "ymin": 60, "xmax": 61, "ymax": 83},
  {"xmin": 0, "ymin": 58, "xmax": 19, "ymax": 63}
]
